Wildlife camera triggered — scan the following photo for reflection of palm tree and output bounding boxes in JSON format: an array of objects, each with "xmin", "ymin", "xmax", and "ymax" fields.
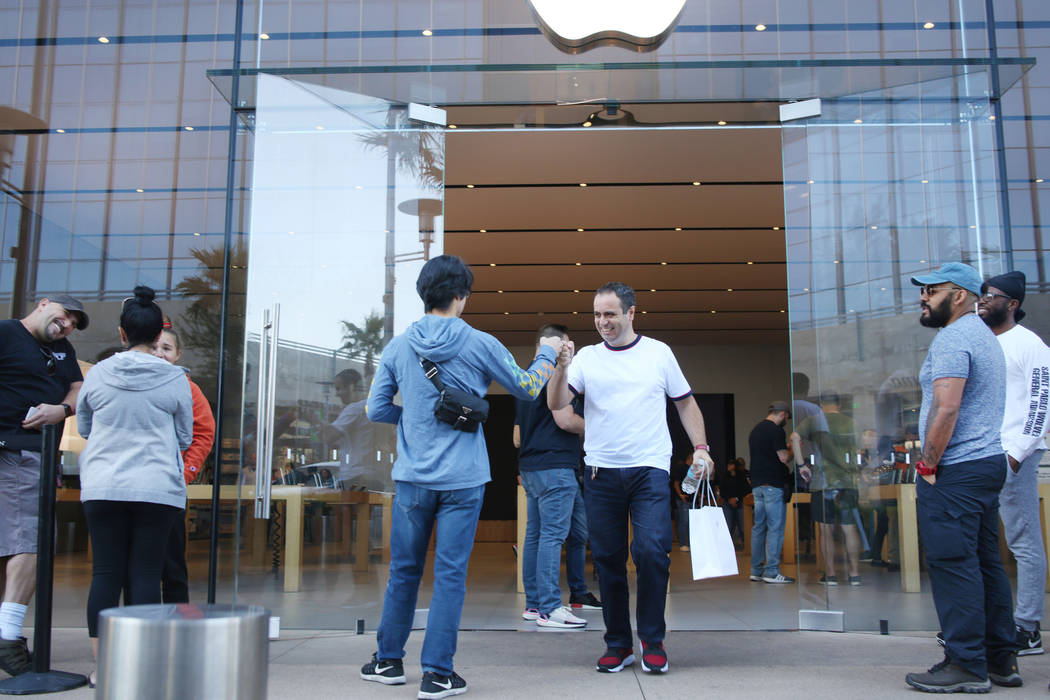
[
  {"xmin": 175, "ymin": 241, "xmax": 248, "ymax": 402},
  {"xmin": 357, "ymin": 110, "xmax": 444, "ymax": 191},
  {"xmin": 340, "ymin": 311, "xmax": 384, "ymax": 379}
]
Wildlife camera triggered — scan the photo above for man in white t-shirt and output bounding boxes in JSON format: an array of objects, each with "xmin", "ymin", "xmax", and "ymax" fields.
[
  {"xmin": 548, "ymin": 282, "xmax": 714, "ymax": 676},
  {"xmin": 979, "ymin": 271, "xmax": 1050, "ymax": 658}
]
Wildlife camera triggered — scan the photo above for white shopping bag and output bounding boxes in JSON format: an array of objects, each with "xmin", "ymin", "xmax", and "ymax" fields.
[{"xmin": 689, "ymin": 473, "xmax": 739, "ymax": 580}]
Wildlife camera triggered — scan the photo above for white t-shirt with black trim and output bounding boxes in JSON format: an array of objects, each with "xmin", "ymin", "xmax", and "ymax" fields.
[{"xmin": 567, "ymin": 335, "xmax": 691, "ymax": 471}]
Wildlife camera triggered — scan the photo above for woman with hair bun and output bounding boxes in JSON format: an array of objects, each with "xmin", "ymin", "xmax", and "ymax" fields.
[{"xmin": 75, "ymin": 285, "xmax": 193, "ymax": 686}]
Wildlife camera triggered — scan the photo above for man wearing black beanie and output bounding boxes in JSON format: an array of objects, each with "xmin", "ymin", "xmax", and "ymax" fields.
[{"xmin": 979, "ymin": 270, "xmax": 1050, "ymax": 658}]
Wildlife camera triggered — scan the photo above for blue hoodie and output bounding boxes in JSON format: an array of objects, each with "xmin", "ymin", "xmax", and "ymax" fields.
[{"xmin": 367, "ymin": 314, "xmax": 556, "ymax": 490}]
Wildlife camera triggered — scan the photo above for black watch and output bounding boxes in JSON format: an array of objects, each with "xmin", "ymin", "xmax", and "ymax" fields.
[{"xmin": 62, "ymin": 403, "xmax": 73, "ymax": 418}]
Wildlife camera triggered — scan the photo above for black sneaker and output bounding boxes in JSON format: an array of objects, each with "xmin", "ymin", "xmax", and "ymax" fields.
[
  {"xmin": 0, "ymin": 637, "xmax": 31, "ymax": 677},
  {"xmin": 640, "ymin": 641, "xmax": 668, "ymax": 673},
  {"xmin": 569, "ymin": 592, "xmax": 602, "ymax": 610},
  {"xmin": 905, "ymin": 657, "xmax": 991, "ymax": 693},
  {"xmin": 418, "ymin": 671, "xmax": 466, "ymax": 699},
  {"xmin": 360, "ymin": 653, "xmax": 406, "ymax": 685},
  {"xmin": 596, "ymin": 647, "xmax": 635, "ymax": 673},
  {"xmin": 818, "ymin": 575, "xmax": 838, "ymax": 586},
  {"xmin": 1016, "ymin": 626, "xmax": 1043, "ymax": 656},
  {"xmin": 988, "ymin": 653, "xmax": 1023, "ymax": 688}
]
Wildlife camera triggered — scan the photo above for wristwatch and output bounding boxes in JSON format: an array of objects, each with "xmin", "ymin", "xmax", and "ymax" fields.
[
  {"xmin": 61, "ymin": 403, "xmax": 74, "ymax": 418},
  {"xmin": 915, "ymin": 460, "xmax": 936, "ymax": 476}
]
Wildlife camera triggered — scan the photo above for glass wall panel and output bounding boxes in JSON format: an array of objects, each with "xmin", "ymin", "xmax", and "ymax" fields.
[
  {"xmin": 235, "ymin": 74, "xmax": 443, "ymax": 627},
  {"xmin": 782, "ymin": 72, "xmax": 1006, "ymax": 630}
]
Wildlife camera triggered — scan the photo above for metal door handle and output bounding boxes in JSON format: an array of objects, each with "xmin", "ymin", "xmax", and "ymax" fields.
[{"xmin": 254, "ymin": 304, "xmax": 280, "ymax": 518}]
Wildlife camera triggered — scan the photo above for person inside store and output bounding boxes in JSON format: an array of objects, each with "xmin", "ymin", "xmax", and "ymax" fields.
[
  {"xmin": 0, "ymin": 295, "xmax": 87, "ymax": 678},
  {"xmin": 361, "ymin": 254, "xmax": 560, "ymax": 699},
  {"xmin": 547, "ymin": 281, "xmax": 714, "ymax": 676},
  {"xmin": 715, "ymin": 457, "xmax": 751, "ymax": 549},
  {"xmin": 904, "ymin": 263, "xmax": 1017, "ymax": 693},
  {"xmin": 76, "ymin": 286, "xmax": 193, "ymax": 688},
  {"xmin": 514, "ymin": 323, "xmax": 600, "ymax": 629},
  {"xmin": 151, "ymin": 319, "xmax": 216, "ymax": 603},
  {"xmin": 670, "ymin": 453, "xmax": 694, "ymax": 552}
]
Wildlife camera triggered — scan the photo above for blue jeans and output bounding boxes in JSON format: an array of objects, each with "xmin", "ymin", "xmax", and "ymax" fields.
[
  {"xmin": 585, "ymin": 466, "xmax": 671, "ymax": 647},
  {"xmin": 919, "ymin": 455, "xmax": 1015, "ymax": 677},
  {"xmin": 566, "ymin": 475, "xmax": 589, "ymax": 598},
  {"xmin": 521, "ymin": 468, "xmax": 586, "ymax": 613},
  {"xmin": 722, "ymin": 503, "xmax": 744, "ymax": 543},
  {"xmin": 750, "ymin": 485, "xmax": 786, "ymax": 578},
  {"xmin": 377, "ymin": 482, "xmax": 484, "ymax": 675}
]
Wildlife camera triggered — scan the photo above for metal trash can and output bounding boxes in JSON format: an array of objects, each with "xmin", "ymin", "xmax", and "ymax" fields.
[{"xmin": 96, "ymin": 604, "xmax": 269, "ymax": 699}]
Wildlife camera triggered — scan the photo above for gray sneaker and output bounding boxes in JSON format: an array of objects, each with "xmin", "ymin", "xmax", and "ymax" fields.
[
  {"xmin": 905, "ymin": 657, "xmax": 990, "ymax": 693},
  {"xmin": 762, "ymin": 574, "xmax": 795, "ymax": 584},
  {"xmin": 0, "ymin": 638, "xmax": 31, "ymax": 677},
  {"xmin": 988, "ymin": 653, "xmax": 1023, "ymax": 688}
]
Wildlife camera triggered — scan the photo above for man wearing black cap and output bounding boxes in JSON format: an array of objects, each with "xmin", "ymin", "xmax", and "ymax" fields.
[
  {"xmin": 979, "ymin": 271, "xmax": 1050, "ymax": 658},
  {"xmin": 0, "ymin": 295, "xmax": 87, "ymax": 677},
  {"xmin": 904, "ymin": 263, "xmax": 1017, "ymax": 693}
]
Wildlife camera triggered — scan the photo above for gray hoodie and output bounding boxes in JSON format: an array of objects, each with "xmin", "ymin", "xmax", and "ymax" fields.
[{"xmin": 77, "ymin": 351, "xmax": 193, "ymax": 508}]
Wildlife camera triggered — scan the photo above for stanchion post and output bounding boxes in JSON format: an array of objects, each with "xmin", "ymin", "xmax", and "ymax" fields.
[{"xmin": 0, "ymin": 423, "xmax": 87, "ymax": 694}]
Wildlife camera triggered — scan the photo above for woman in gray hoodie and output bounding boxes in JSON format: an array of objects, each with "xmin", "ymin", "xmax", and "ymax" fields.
[{"xmin": 75, "ymin": 286, "xmax": 193, "ymax": 685}]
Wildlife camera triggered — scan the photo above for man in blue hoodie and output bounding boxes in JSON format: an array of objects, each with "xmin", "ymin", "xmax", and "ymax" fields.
[{"xmin": 361, "ymin": 255, "xmax": 561, "ymax": 700}]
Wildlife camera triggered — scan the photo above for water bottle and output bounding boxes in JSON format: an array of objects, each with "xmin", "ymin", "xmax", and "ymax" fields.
[{"xmin": 681, "ymin": 465, "xmax": 702, "ymax": 495}]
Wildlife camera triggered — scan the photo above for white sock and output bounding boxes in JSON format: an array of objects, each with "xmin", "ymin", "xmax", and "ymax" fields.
[{"xmin": 0, "ymin": 603, "xmax": 27, "ymax": 640}]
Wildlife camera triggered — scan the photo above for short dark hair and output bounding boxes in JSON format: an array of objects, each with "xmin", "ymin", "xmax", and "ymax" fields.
[
  {"xmin": 820, "ymin": 393, "xmax": 841, "ymax": 407},
  {"xmin": 335, "ymin": 368, "xmax": 363, "ymax": 389},
  {"xmin": 595, "ymin": 281, "xmax": 635, "ymax": 312},
  {"xmin": 792, "ymin": 372, "xmax": 810, "ymax": 396},
  {"xmin": 535, "ymin": 323, "xmax": 568, "ymax": 345},
  {"xmin": 121, "ymin": 285, "xmax": 163, "ymax": 347},
  {"xmin": 416, "ymin": 255, "xmax": 474, "ymax": 312}
]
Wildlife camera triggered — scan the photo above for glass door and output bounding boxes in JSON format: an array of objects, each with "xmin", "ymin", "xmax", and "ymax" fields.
[
  {"xmin": 781, "ymin": 72, "xmax": 1008, "ymax": 631},
  {"xmin": 236, "ymin": 74, "xmax": 444, "ymax": 628}
]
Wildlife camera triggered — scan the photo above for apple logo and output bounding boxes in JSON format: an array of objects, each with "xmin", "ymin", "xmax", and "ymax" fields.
[{"xmin": 528, "ymin": 0, "xmax": 687, "ymax": 54}]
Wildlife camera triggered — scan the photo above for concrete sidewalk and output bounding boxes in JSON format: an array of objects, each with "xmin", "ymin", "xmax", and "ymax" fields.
[{"xmin": 32, "ymin": 627, "xmax": 1050, "ymax": 698}]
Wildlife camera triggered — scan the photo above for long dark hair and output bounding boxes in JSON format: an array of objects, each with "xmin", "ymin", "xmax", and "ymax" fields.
[{"xmin": 121, "ymin": 285, "xmax": 163, "ymax": 347}]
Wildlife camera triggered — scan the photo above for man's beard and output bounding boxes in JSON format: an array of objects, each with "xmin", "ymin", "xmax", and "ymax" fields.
[
  {"xmin": 981, "ymin": 303, "xmax": 1010, "ymax": 329},
  {"xmin": 919, "ymin": 294, "xmax": 953, "ymax": 328}
]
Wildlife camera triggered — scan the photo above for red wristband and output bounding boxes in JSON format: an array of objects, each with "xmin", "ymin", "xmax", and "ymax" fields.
[
  {"xmin": 694, "ymin": 444, "xmax": 710, "ymax": 451},
  {"xmin": 915, "ymin": 460, "xmax": 937, "ymax": 476}
]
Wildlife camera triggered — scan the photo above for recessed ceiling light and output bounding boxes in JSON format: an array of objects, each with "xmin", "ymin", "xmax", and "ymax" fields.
[
  {"xmin": 854, "ymin": 118, "xmax": 863, "ymax": 124},
  {"xmin": 1036, "ymin": 178, "xmax": 1045, "ymax": 183},
  {"xmin": 710, "ymin": 310, "xmax": 717, "ymax": 314},
  {"xmin": 807, "ymin": 179, "xmax": 814, "ymax": 184},
  {"xmin": 193, "ymin": 232, "xmax": 201, "ymax": 236},
  {"xmin": 184, "ymin": 126, "xmax": 194, "ymax": 131},
  {"xmin": 920, "ymin": 259, "xmax": 927, "ymax": 263},
  {"xmin": 259, "ymin": 33, "xmax": 270, "ymax": 39},
  {"xmin": 922, "ymin": 179, "xmax": 929, "ymax": 184},
  {"xmin": 717, "ymin": 120, "xmax": 727, "ymax": 126},
  {"xmin": 780, "ymin": 309, "xmax": 786, "ymax": 313},
  {"xmin": 880, "ymin": 287, "xmax": 887, "ymax": 291},
  {"xmin": 489, "ymin": 263, "xmax": 496, "ymax": 267},
  {"xmin": 660, "ymin": 262, "xmax": 667, "ymax": 265},
  {"xmin": 577, "ymin": 228, "xmax": 584, "ymax": 232},
  {"xmin": 573, "ymin": 289, "xmax": 580, "ymax": 293},
  {"xmin": 641, "ymin": 310, "xmax": 647, "ymax": 314},
  {"xmin": 989, "ymin": 115, "xmax": 996, "ymax": 121},
  {"xmin": 772, "ymin": 226, "xmax": 780, "ymax": 230},
  {"xmin": 579, "ymin": 183, "xmax": 587, "ymax": 187},
  {"xmin": 448, "ymin": 124, "xmax": 458, "ymax": 129},
  {"xmin": 56, "ymin": 129, "xmax": 65, "ymax": 133},
  {"xmin": 871, "ymin": 225, "xmax": 878, "ymax": 230},
  {"xmin": 422, "ymin": 29, "xmax": 433, "ymax": 36},
  {"xmin": 498, "ymin": 290, "xmax": 503, "ymax": 293},
  {"xmin": 479, "ymin": 229, "xmax": 486, "ymax": 233},
  {"xmin": 747, "ymin": 261, "xmax": 754, "ymax": 265},
  {"xmin": 315, "ymin": 125, "xmax": 324, "ymax": 130},
  {"xmin": 504, "ymin": 311, "xmax": 509, "ymax": 315},
  {"xmin": 755, "ymin": 24, "xmax": 767, "ymax": 31},
  {"xmin": 582, "ymin": 121, "xmax": 592, "ymax": 127},
  {"xmin": 849, "ymin": 309, "xmax": 855, "ymax": 313},
  {"xmin": 674, "ymin": 227, "xmax": 682, "ymax": 231},
  {"xmin": 466, "ymin": 184, "xmax": 474, "ymax": 188},
  {"xmin": 575, "ymin": 262, "xmax": 581, "ymax": 266},
  {"xmin": 727, "ymin": 288, "xmax": 733, "ymax": 292},
  {"xmin": 650, "ymin": 288, "xmax": 656, "ymax": 292},
  {"xmin": 833, "ymin": 259, "xmax": 840, "ymax": 264},
  {"xmin": 573, "ymin": 311, "xmax": 578, "ymax": 315},
  {"xmin": 970, "ymin": 225, "xmax": 977, "ymax": 229},
  {"xmin": 355, "ymin": 185, "xmax": 362, "ymax": 190},
  {"xmin": 692, "ymin": 181, "xmax": 701, "ymax": 186},
  {"xmin": 135, "ymin": 188, "xmax": 144, "ymax": 193},
  {"xmin": 98, "ymin": 36, "xmax": 110, "ymax": 43},
  {"xmin": 923, "ymin": 21, "xmax": 935, "ymax": 29},
  {"xmin": 803, "ymin": 287, "xmax": 809, "ymax": 291}
]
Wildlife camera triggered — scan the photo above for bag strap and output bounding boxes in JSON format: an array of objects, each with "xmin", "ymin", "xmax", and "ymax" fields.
[
  {"xmin": 418, "ymin": 357, "xmax": 447, "ymax": 392},
  {"xmin": 692, "ymin": 470, "xmax": 717, "ymax": 509}
]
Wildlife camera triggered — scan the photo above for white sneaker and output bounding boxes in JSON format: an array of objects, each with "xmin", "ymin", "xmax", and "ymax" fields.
[
  {"xmin": 536, "ymin": 606, "xmax": 587, "ymax": 628},
  {"xmin": 522, "ymin": 608, "xmax": 539, "ymax": 621},
  {"xmin": 762, "ymin": 574, "xmax": 796, "ymax": 584}
]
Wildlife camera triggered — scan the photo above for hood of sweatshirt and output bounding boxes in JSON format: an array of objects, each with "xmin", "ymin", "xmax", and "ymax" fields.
[
  {"xmin": 406, "ymin": 315, "xmax": 472, "ymax": 363},
  {"xmin": 93, "ymin": 351, "xmax": 187, "ymax": 391}
]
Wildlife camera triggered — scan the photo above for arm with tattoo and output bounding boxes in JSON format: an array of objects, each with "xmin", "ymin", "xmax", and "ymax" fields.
[{"xmin": 922, "ymin": 376, "xmax": 966, "ymax": 475}]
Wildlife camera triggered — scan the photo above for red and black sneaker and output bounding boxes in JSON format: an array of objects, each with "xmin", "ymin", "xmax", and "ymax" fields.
[
  {"xmin": 640, "ymin": 641, "xmax": 669, "ymax": 673},
  {"xmin": 595, "ymin": 647, "xmax": 635, "ymax": 673}
]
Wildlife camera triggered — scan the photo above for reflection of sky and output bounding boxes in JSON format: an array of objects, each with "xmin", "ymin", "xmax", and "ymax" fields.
[{"xmin": 247, "ymin": 75, "xmax": 441, "ymax": 350}]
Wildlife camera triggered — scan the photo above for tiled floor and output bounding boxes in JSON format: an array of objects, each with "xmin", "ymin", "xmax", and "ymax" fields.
[{"xmin": 44, "ymin": 539, "xmax": 948, "ymax": 633}]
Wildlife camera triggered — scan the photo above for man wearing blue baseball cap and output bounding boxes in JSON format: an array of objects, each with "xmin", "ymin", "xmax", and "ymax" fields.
[{"xmin": 903, "ymin": 263, "xmax": 1018, "ymax": 693}]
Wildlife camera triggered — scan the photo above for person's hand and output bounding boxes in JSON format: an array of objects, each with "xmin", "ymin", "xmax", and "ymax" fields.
[
  {"xmin": 539, "ymin": 335, "xmax": 564, "ymax": 356},
  {"xmin": 555, "ymin": 340, "xmax": 574, "ymax": 366},
  {"xmin": 728, "ymin": 497, "xmax": 739, "ymax": 507},
  {"xmin": 691, "ymin": 448, "xmax": 714, "ymax": 477},
  {"xmin": 1008, "ymin": 455, "xmax": 1021, "ymax": 474},
  {"xmin": 921, "ymin": 473, "xmax": 936, "ymax": 485},
  {"xmin": 798, "ymin": 465, "xmax": 812, "ymax": 483},
  {"xmin": 22, "ymin": 403, "xmax": 67, "ymax": 429}
]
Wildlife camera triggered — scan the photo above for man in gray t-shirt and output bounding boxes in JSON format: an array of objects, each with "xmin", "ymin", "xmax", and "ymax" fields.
[{"xmin": 904, "ymin": 263, "xmax": 1017, "ymax": 694}]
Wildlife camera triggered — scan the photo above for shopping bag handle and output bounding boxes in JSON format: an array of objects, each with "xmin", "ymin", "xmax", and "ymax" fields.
[{"xmin": 691, "ymin": 470, "xmax": 717, "ymax": 509}]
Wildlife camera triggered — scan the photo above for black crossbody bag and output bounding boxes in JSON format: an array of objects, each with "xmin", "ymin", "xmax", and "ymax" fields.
[{"xmin": 419, "ymin": 357, "xmax": 489, "ymax": 432}]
